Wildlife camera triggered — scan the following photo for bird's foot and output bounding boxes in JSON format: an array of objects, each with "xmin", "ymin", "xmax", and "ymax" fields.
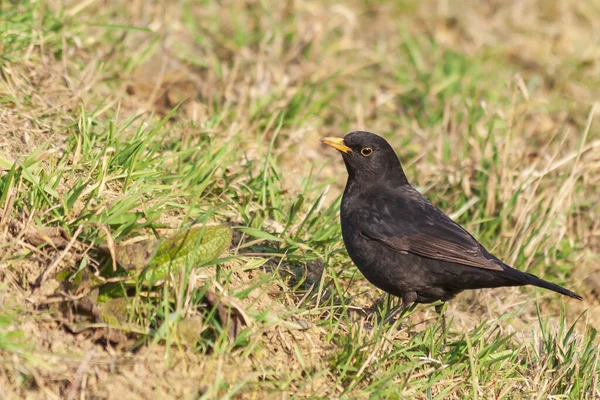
[
  {"xmin": 349, "ymin": 295, "xmax": 387, "ymax": 319},
  {"xmin": 382, "ymin": 305, "xmax": 408, "ymax": 325}
]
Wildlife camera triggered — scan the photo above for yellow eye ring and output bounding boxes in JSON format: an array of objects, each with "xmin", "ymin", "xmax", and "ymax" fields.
[{"xmin": 361, "ymin": 147, "xmax": 373, "ymax": 157}]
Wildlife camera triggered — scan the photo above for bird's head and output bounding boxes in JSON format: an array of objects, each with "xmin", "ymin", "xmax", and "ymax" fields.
[{"xmin": 320, "ymin": 131, "xmax": 408, "ymax": 185}]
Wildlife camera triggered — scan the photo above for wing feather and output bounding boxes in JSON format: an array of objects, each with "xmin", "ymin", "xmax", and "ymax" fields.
[{"xmin": 360, "ymin": 190, "xmax": 503, "ymax": 272}]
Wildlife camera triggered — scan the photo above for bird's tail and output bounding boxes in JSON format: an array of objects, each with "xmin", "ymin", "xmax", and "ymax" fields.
[{"xmin": 517, "ymin": 271, "xmax": 582, "ymax": 300}]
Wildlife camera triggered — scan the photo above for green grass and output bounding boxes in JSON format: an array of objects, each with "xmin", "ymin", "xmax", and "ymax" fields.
[{"xmin": 0, "ymin": 0, "xmax": 598, "ymax": 398}]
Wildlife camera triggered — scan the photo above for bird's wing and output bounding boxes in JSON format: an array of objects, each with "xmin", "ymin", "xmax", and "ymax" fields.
[{"xmin": 359, "ymin": 193, "xmax": 504, "ymax": 272}]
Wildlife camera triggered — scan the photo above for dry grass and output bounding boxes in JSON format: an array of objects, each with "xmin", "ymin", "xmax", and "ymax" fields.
[{"xmin": 1, "ymin": 0, "xmax": 599, "ymax": 398}]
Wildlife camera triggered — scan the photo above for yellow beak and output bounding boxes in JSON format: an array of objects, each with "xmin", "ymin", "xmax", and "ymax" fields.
[{"xmin": 320, "ymin": 137, "xmax": 352, "ymax": 154}]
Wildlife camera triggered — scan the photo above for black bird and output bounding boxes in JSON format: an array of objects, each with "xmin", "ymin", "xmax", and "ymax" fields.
[{"xmin": 321, "ymin": 131, "xmax": 582, "ymax": 324}]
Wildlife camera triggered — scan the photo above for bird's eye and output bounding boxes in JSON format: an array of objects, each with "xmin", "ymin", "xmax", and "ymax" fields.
[{"xmin": 360, "ymin": 147, "xmax": 373, "ymax": 157}]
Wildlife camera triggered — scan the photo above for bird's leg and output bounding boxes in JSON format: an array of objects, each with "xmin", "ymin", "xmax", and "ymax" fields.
[
  {"xmin": 382, "ymin": 291, "xmax": 417, "ymax": 325},
  {"xmin": 435, "ymin": 303, "xmax": 446, "ymax": 333}
]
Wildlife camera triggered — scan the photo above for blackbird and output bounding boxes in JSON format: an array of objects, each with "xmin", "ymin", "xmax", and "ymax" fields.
[{"xmin": 321, "ymin": 131, "xmax": 582, "ymax": 324}]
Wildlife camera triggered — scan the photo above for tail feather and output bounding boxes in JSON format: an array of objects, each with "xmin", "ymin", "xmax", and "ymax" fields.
[{"xmin": 518, "ymin": 271, "xmax": 582, "ymax": 300}]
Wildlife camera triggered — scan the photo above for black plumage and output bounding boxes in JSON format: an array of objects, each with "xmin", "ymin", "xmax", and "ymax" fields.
[{"xmin": 321, "ymin": 131, "xmax": 582, "ymax": 323}]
